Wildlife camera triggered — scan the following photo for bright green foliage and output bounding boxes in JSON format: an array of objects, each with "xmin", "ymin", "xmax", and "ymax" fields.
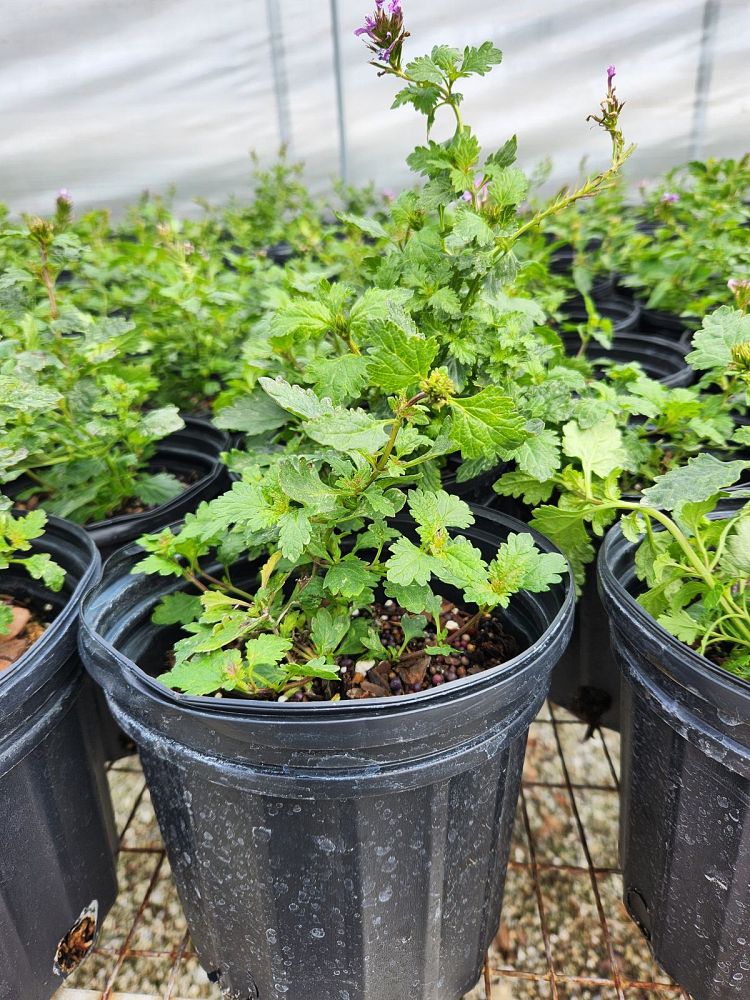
[
  {"xmin": 213, "ymin": 16, "xmax": 634, "ymax": 495},
  {"xmin": 135, "ymin": 377, "xmax": 565, "ymax": 699},
  {"xmin": 0, "ymin": 205, "xmax": 187, "ymax": 522},
  {"xmin": 612, "ymin": 156, "xmax": 750, "ymax": 318},
  {"xmin": 527, "ymin": 448, "xmax": 750, "ymax": 681},
  {"xmin": 0, "ymin": 498, "xmax": 65, "ymax": 636}
]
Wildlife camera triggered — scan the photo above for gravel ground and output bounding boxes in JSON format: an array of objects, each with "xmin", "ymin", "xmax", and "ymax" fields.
[{"xmin": 56, "ymin": 705, "xmax": 679, "ymax": 1000}]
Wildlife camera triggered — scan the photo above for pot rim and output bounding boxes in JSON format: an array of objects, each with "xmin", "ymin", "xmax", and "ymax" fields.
[
  {"xmin": 82, "ymin": 506, "xmax": 576, "ymax": 719},
  {"xmin": 0, "ymin": 514, "xmax": 99, "ymax": 687}
]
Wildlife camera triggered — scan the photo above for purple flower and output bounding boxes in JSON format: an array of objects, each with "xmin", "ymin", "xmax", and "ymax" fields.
[
  {"xmin": 354, "ymin": 14, "xmax": 376, "ymax": 37},
  {"xmin": 607, "ymin": 65, "xmax": 616, "ymax": 89},
  {"xmin": 729, "ymin": 278, "xmax": 750, "ymax": 292},
  {"xmin": 462, "ymin": 176, "xmax": 489, "ymax": 205},
  {"xmin": 661, "ymin": 192, "xmax": 680, "ymax": 204},
  {"xmin": 57, "ymin": 187, "xmax": 72, "ymax": 204},
  {"xmin": 355, "ymin": 1, "xmax": 408, "ymax": 65}
]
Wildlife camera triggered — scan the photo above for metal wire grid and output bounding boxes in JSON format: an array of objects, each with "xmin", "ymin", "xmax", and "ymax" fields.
[{"xmin": 56, "ymin": 702, "xmax": 690, "ymax": 1000}]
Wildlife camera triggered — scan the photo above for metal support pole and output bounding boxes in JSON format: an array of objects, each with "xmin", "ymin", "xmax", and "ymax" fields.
[
  {"xmin": 330, "ymin": 0, "xmax": 349, "ymax": 183},
  {"xmin": 266, "ymin": 0, "xmax": 292, "ymax": 151},
  {"xmin": 690, "ymin": 0, "xmax": 722, "ymax": 160}
]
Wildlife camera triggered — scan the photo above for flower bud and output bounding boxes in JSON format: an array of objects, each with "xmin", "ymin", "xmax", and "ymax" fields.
[
  {"xmin": 419, "ymin": 368, "xmax": 456, "ymax": 407},
  {"xmin": 730, "ymin": 340, "xmax": 750, "ymax": 374}
]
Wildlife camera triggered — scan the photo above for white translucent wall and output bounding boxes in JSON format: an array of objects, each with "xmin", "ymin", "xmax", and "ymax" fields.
[{"xmin": 0, "ymin": 0, "xmax": 746, "ymax": 215}]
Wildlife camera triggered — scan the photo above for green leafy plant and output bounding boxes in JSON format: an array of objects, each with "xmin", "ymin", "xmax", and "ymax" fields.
[
  {"xmin": 530, "ymin": 451, "xmax": 750, "ymax": 680},
  {"xmin": 613, "ymin": 156, "xmax": 750, "ymax": 318},
  {"xmin": 215, "ymin": 9, "xmax": 634, "ymax": 495},
  {"xmin": 135, "ymin": 371, "xmax": 566, "ymax": 700},
  {"xmin": 0, "ymin": 199, "xmax": 186, "ymax": 522},
  {"xmin": 0, "ymin": 497, "xmax": 65, "ymax": 637}
]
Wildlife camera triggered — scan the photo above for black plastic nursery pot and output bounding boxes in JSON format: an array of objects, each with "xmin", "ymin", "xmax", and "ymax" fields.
[
  {"xmin": 559, "ymin": 294, "xmax": 641, "ymax": 334},
  {"xmin": 480, "ymin": 493, "xmax": 623, "ymax": 731},
  {"xmin": 87, "ymin": 415, "xmax": 231, "ymax": 760},
  {"xmin": 560, "ymin": 330, "xmax": 692, "ymax": 390},
  {"xmin": 639, "ymin": 306, "xmax": 695, "ymax": 345},
  {"xmin": 0, "ymin": 517, "xmax": 118, "ymax": 1000},
  {"xmin": 599, "ymin": 522, "xmax": 750, "ymax": 1000},
  {"xmin": 86, "ymin": 415, "xmax": 231, "ymax": 559},
  {"xmin": 80, "ymin": 507, "xmax": 574, "ymax": 1000}
]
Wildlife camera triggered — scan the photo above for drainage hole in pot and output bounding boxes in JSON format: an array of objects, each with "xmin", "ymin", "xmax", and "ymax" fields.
[{"xmin": 53, "ymin": 899, "xmax": 99, "ymax": 977}]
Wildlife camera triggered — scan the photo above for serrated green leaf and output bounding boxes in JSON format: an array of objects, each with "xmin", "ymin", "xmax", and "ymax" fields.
[
  {"xmin": 641, "ymin": 454, "xmax": 749, "ymax": 514},
  {"xmin": 310, "ymin": 607, "xmax": 351, "ymax": 655},
  {"xmin": 305, "ymin": 408, "xmax": 389, "ymax": 454},
  {"xmin": 657, "ymin": 608, "xmax": 702, "ymax": 644},
  {"xmin": 427, "ymin": 287, "xmax": 462, "ymax": 317},
  {"xmin": 486, "ymin": 135, "xmax": 517, "ymax": 169},
  {"xmin": 141, "ymin": 405, "xmax": 184, "ymax": 440},
  {"xmin": 304, "ymin": 355, "xmax": 369, "ymax": 405},
  {"xmin": 214, "ymin": 392, "xmax": 288, "ymax": 434},
  {"xmin": 493, "ymin": 472, "xmax": 554, "ymax": 507},
  {"xmin": 448, "ymin": 388, "xmax": 526, "ymax": 460},
  {"xmin": 158, "ymin": 649, "xmax": 242, "ymax": 696},
  {"xmin": 276, "ymin": 458, "xmax": 338, "ymax": 513},
  {"xmin": 405, "ymin": 55, "xmax": 445, "ymax": 85},
  {"xmin": 259, "ymin": 377, "xmax": 334, "ymax": 419},
  {"xmin": 386, "ymin": 537, "xmax": 436, "ymax": 587},
  {"xmin": 18, "ymin": 553, "xmax": 66, "ymax": 591},
  {"xmin": 383, "ymin": 583, "xmax": 434, "ymax": 616},
  {"xmin": 278, "ymin": 508, "xmax": 311, "ymax": 561},
  {"xmin": 686, "ymin": 306, "xmax": 750, "ymax": 372},
  {"xmin": 460, "ymin": 42, "xmax": 502, "ymax": 76},
  {"xmin": 445, "ymin": 207, "xmax": 494, "ymax": 250},
  {"xmin": 337, "ymin": 212, "xmax": 389, "ymax": 241},
  {"xmin": 367, "ymin": 327, "xmax": 438, "ymax": 395},
  {"xmin": 208, "ymin": 480, "xmax": 278, "ymax": 533},
  {"xmin": 562, "ymin": 416, "xmax": 626, "ymax": 481},
  {"xmin": 408, "ymin": 488, "xmax": 474, "ymax": 540},
  {"xmin": 324, "ymin": 555, "xmax": 377, "ymax": 600},
  {"xmin": 487, "ymin": 166, "xmax": 528, "ymax": 208},
  {"xmin": 509, "ymin": 429, "xmax": 561, "ymax": 481},
  {"xmin": 134, "ymin": 472, "xmax": 183, "ymax": 507},
  {"xmin": 152, "ymin": 592, "xmax": 203, "ymax": 626}
]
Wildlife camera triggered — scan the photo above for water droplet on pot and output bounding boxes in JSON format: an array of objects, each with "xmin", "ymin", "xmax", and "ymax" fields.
[
  {"xmin": 253, "ymin": 826, "xmax": 272, "ymax": 843},
  {"xmin": 310, "ymin": 927, "xmax": 325, "ymax": 939},
  {"xmin": 315, "ymin": 836, "xmax": 336, "ymax": 854},
  {"xmin": 266, "ymin": 928, "xmax": 278, "ymax": 944},
  {"xmin": 704, "ymin": 866, "xmax": 729, "ymax": 891},
  {"xmin": 378, "ymin": 887, "xmax": 393, "ymax": 903}
]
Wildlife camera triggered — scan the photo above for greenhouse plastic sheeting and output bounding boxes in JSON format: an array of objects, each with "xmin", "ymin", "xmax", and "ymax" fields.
[{"xmin": 0, "ymin": 0, "xmax": 747, "ymax": 215}]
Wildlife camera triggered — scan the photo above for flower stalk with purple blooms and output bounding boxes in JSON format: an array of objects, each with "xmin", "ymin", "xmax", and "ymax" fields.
[
  {"xmin": 355, "ymin": 0, "xmax": 409, "ymax": 69},
  {"xmin": 587, "ymin": 64, "xmax": 628, "ymax": 161}
]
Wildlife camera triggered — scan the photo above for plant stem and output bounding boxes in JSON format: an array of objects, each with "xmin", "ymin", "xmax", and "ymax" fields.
[{"xmin": 39, "ymin": 246, "xmax": 59, "ymax": 319}]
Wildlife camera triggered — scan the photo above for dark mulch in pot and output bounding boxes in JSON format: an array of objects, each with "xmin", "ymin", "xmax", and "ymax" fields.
[{"xmin": 166, "ymin": 600, "xmax": 519, "ymax": 703}]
